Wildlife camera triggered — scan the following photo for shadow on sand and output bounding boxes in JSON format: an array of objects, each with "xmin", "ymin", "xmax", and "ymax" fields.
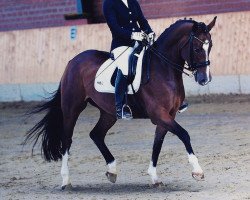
[{"xmin": 57, "ymin": 182, "xmax": 201, "ymax": 194}]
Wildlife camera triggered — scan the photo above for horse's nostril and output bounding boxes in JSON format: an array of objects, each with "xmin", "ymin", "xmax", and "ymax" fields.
[
  {"xmin": 200, "ymin": 79, "xmax": 205, "ymax": 83},
  {"xmin": 199, "ymin": 79, "xmax": 208, "ymax": 86}
]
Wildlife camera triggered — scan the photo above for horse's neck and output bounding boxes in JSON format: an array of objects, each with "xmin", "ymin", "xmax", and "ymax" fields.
[
  {"xmin": 153, "ymin": 24, "xmax": 191, "ymax": 80},
  {"xmin": 152, "ymin": 43, "xmax": 184, "ymax": 81}
]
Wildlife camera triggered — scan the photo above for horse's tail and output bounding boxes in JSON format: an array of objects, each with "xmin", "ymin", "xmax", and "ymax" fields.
[{"xmin": 24, "ymin": 84, "xmax": 63, "ymax": 162}]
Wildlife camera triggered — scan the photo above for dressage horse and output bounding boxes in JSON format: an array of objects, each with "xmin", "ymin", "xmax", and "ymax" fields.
[{"xmin": 25, "ymin": 17, "xmax": 217, "ymax": 189}]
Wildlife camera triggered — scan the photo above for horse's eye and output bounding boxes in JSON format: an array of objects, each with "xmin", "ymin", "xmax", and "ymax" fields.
[{"xmin": 194, "ymin": 48, "xmax": 203, "ymax": 53}]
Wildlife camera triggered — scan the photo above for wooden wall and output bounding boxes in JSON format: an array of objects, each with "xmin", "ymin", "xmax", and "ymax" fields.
[{"xmin": 0, "ymin": 11, "xmax": 250, "ymax": 84}]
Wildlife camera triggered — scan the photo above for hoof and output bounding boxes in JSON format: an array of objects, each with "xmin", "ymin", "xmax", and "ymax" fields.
[
  {"xmin": 192, "ymin": 172, "xmax": 205, "ymax": 181},
  {"xmin": 106, "ymin": 172, "xmax": 117, "ymax": 183},
  {"xmin": 61, "ymin": 183, "xmax": 73, "ymax": 191},
  {"xmin": 152, "ymin": 182, "xmax": 164, "ymax": 188}
]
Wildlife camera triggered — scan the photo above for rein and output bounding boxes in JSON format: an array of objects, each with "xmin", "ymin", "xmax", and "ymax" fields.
[{"xmin": 142, "ymin": 40, "xmax": 192, "ymax": 77}]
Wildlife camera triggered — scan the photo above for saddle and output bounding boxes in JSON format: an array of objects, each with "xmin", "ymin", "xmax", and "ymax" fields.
[
  {"xmin": 94, "ymin": 44, "xmax": 150, "ymax": 94},
  {"xmin": 110, "ymin": 43, "xmax": 147, "ymax": 87}
]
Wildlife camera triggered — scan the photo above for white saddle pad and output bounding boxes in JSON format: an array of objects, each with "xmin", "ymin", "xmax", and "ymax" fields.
[{"xmin": 94, "ymin": 49, "xmax": 145, "ymax": 94}]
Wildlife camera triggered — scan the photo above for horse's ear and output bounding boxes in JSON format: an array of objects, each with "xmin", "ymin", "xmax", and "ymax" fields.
[{"xmin": 207, "ymin": 16, "xmax": 217, "ymax": 32}]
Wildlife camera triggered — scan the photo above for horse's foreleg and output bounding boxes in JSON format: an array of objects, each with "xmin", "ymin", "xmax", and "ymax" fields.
[
  {"xmin": 148, "ymin": 125, "xmax": 167, "ymax": 185},
  {"xmin": 168, "ymin": 120, "xmax": 204, "ymax": 181},
  {"xmin": 89, "ymin": 111, "xmax": 117, "ymax": 183},
  {"xmin": 151, "ymin": 108, "xmax": 204, "ymax": 182}
]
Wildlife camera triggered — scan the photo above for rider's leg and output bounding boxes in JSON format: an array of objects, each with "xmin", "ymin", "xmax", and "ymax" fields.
[
  {"xmin": 115, "ymin": 69, "xmax": 129, "ymax": 119},
  {"xmin": 113, "ymin": 46, "xmax": 133, "ymax": 119}
]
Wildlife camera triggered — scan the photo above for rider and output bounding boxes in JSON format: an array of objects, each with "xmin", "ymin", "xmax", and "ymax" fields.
[
  {"xmin": 103, "ymin": 0, "xmax": 155, "ymax": 119},
  {"xmin": 103, "ymin": 0, "xmax": 188, "ymax": 119}
]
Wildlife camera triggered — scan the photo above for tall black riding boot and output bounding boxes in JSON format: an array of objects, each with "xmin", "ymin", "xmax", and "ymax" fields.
[{"xmin": 115, "ymin": 69, "xmax": 132, "ymax": 119}]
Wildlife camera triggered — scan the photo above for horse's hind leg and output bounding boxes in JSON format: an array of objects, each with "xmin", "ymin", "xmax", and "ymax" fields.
[
  {"xmin": 60, "ymin": 92, "xmax": 87, "ymax": 190},
  {"xmin": 61, "ymin": 102, "xmax": 87, "ymax": 190},
  {"xmin": 89, "ymin": 110, "xmax": 117, "ymax": 183}
]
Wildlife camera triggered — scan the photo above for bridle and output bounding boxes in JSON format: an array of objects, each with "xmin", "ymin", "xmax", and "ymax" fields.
[
  {"xmin": 182, "ymin": 32, "xmax": 211, "ymax": 71},
  {"xmin": 143, "ymin": 30, "xmax": 212, "ymax": 77}
]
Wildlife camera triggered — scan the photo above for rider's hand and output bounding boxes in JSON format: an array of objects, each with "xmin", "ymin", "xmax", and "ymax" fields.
[
  {"xmin": 131, "ymin": 32, "xmax": 147, "ymax": 41},
  {"xmin": 148, "ymin": 32, "xmax": 156, "ymax": 45}
]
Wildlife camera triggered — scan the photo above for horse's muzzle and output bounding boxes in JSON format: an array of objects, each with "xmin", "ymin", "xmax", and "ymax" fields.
[{"xmin": 195, "ymin": 72, "xmax": 211, "ymax": 86}]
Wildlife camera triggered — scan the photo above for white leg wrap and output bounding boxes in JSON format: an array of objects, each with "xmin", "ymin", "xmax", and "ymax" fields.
[
  {"xmin": 147, "ymin": 161, "xmax": 159, "ymax": 184},
  {"xmin": 61, "ymin": 152, "xmax": 71, "ymax": 186},
  {"xmin": 188, "ymin": 154, "xmax": 203, "ymax": 173},
  {"xmin": 108, "ymin": 160, "xmax": 117, "ymax": 174}
]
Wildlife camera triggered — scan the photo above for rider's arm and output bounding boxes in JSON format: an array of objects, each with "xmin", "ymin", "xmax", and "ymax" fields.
[
  {"xmin": 103, "ymin": 0, "xmax": 132, "ymax": 40},
  {"xmin": 134, "ymin": 0, "xmax": 153, "ymax": 34}
]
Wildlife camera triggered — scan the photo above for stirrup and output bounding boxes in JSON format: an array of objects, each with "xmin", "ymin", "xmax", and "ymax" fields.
[
  {"xmin": 122, "ymin": 104, "xmax": 133, "ymax": 120},
  {"xmin": 178, "ymin": 102, "xmax": 188, "ymax": 113}
]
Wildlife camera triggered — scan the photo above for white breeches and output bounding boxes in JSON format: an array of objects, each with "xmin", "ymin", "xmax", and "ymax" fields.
[{"xmin": 112, "ymin": 43, "xmax": 138, "ymax": 76}]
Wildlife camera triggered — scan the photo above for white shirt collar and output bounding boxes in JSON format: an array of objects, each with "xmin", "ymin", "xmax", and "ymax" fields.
[{"xmin": 121, "ymin": 0, "xmax": 128, "ymax": 8}]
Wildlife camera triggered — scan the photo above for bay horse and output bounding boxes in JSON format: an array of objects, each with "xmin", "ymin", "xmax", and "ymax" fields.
[{"xmin": 25, "ymin": 17, "xmax": 217, "ymax": 189}]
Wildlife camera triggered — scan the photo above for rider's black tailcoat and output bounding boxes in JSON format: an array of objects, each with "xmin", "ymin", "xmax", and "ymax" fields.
[{"xmin": 103, "ymin": 0, "xmax": 153, "ymax": 51}]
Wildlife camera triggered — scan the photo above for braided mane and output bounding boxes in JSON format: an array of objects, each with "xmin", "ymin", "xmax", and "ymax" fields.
[{"xmin": 156, "ymin": 18, "xmax": 208, "ymax": 44}]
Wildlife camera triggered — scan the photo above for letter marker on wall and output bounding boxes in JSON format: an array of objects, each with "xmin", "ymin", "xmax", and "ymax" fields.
[{"xmin": 70, "ymin": 26, "xmax": 77, "ymax": 40}]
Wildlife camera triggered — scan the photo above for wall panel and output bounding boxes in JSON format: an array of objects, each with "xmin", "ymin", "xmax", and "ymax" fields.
[{"xmin": 0, "ymin": 11, "xmax": 250, "ymax": 85}]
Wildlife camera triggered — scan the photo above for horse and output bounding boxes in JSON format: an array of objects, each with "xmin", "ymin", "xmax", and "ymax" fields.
[{"xmin": 24, "ymin": 17, "xmax": 217, "ymax": 189}]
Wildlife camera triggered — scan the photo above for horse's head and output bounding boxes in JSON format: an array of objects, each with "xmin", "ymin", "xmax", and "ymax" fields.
[{"xmin": 180, "ymin": 17, "xmax": 217, "ymax": 86}]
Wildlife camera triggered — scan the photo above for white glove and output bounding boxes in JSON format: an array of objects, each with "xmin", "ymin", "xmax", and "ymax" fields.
[
  {"xmin": 131, "ymin": 32, "xmax": 147, "ymax": 41},
  {"xmin": 148, "ymin": 32, "xmax": 156, "ymax": 45}
]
